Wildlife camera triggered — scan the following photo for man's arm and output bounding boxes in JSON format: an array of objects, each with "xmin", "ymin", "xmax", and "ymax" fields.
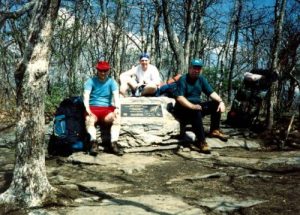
[
  {"xmin": 177, "ymin": 96, "xmax": 202, "ymax": 110},
  {"xmin": 83, "ymin": 90, "xmax": 93, "ymax": 115},
  {"xmin": 120, "ymin": 66, "xmax": 136, "ymax": 79},
  {"xmin": 112, "ymin": 90, "xmax": 121, "ymax": 121},
  {"xmin": 150, "ymin": 66, "xmax": 161, "ymax": 86},
  {"xmin": 113, "ymin": 90, "xmax": 121, "ymax": 110},
  {"xmin": 209, "ymin": 92, "xmax": 226, "ymax": 112}
]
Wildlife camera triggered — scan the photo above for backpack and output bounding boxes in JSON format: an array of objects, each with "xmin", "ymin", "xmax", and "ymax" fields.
[
  {"xmin": 156, "ymin": 74, "xmax": 181, "ymax": 98},
  {"xmin": 226, "ymin": 69, "xmax": 277, "ymax": 129},
  {"xmin": 48, "ymin": 96, "xmax": 89, "ymax": 157}
]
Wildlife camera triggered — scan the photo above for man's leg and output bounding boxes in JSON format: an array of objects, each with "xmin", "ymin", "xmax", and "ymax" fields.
[
  {"xmin": 201, "ymin": 101, "xmax": 228, "ymax": 142},
  {"xmin": 189, "ymin": 110, "xmax": 206, "ymax": 142},
  {"xmin": 189, "ymin": 109, "xmax": 210, "ymax": 153},
  {"xmin": 104, "ymin": 112, "xmax": 123, "ymax": 155},
  {"xmin": 201, "ymin": 101, "xmax": 221, "ymax": 131},
  {"xmin": 104, "ymin": 112, "xmax": 119, "ymax": 142},
  {"xmin": 85, "ymin": 114, "xmax": 98, "ymax": 155},
  {"xmin": 175, "ymin": 104, "xmax": 209, "ymax": 152},
  {"xmin": 85, "ymin": 114, "xmax": 98, "ymax": 141},
  {"xmin": 120, "ymin": 75, "xmax": 138, "ymax": 97},
  {"xmin": 141, "ymin": 83, "xmax": 157, "ymax": 96}
]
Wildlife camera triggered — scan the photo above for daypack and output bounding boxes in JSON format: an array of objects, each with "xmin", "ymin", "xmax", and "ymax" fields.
[
  {"xmin": 48, "ymin": 96, "xmax": 89, "ymax": 156},
  {"xmin": 156, "ymin": 74, "xmax": 181, "ymax": 98}
]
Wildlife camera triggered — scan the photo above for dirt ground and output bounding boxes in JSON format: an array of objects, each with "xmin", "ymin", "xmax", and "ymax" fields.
[
  {"xmin": 1, "ymin": 146, "xmax": 298, "ymax": 214},
  {"xmin": 42, "ymin": 148, "xmax": 300, "ymax": 215}
]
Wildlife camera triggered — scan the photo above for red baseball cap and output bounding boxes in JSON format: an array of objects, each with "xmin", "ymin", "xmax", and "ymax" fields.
[{"xmin": 96, "ymin": 61, "xmax": 110, "ymax": 71}]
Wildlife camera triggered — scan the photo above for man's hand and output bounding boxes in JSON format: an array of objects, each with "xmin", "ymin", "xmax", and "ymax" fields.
[
  {"xmin": 217, "ymin": 101, "xmax": 225, "ymax": 112},
  {"xmin": 87, "ymin": 111, "xmax": 96, "ymax": 118},
  {"xmin": 137, "ymin": 82, "xmax": 146, "ymax": 88},
  {"xmin": 113, "ymin": 108, "xmax": 121, "ymax": 124},
  {"xmin": 114, "ymin": 107, "xmax": 120, "ymax": 115},
  {"xmin": 192, "ymin": 104, "xmax": 202, "ymax": 110}
]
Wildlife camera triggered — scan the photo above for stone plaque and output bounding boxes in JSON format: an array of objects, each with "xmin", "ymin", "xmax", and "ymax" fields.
[{"xmin": 121, "ymin": 104, "xmax": 163, "ymax": 117}]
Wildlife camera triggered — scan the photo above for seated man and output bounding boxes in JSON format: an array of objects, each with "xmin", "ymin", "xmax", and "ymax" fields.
[
  {"xmin": 120, "ymin": 53, "xmax": 161, "ymax": 97},
  {"xmin": 83, "ymin": 61, "xmax": 122, "ymax": 156},
  {"xmin": 174, "ymin": 59, "xmax": 228, "ymax": 153}
]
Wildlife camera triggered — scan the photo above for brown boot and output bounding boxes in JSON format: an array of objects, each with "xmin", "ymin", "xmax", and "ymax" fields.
[
  {"xmin": 209, "ymin": 129, "xmax": 228, "ymax": 142},
  {"xmin": 111, "ymin": 141, "xmax": 124, "ymax": 156},
  {"xmin": 194, "ymin": 141, "xmax": 211, "ymax": 154}
]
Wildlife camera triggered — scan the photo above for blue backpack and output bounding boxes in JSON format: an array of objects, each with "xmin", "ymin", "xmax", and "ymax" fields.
[
  {"xmin": 156, "ymin": 82, "xmax": 178, "ymax": 98},
  {"xmin": 156, "ymin": 74, "xmax": 181, "ymax": 98},
  {"xmin": 48, "ymin": 96, "xmax": 89, "ymax": 156}
]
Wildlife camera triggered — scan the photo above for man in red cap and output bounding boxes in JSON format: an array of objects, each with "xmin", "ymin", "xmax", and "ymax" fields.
[{"xmin": 83, "ymin": 61, "xmax": 123, "ymax": 156}]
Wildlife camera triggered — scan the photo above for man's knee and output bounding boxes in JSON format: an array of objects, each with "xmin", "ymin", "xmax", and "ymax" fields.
[
  {"xmin": 85, "ymin": 115, "xmax": 97, "ymax": 126},
  {"xmin": 120, "ymin": 73, "xmax": 131, "ymax": 84},
  {"xmin": 142, "ymin": 84, "xmax": 157, "ymax": 95},
  {"xmin": 104, "ymin": 112, "xmax": 115, "ymax": 124}
]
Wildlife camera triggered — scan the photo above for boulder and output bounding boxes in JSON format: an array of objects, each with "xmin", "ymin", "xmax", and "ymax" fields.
[{"xmin": 118, "ymin": 97, "xmax": 180, "ymax": 148}]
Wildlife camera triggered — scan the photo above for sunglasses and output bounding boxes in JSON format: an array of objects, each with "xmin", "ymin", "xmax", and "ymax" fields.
[
  {"xmin": 192, "ymin": 66, "xmax": 202, "ymax": 70},
  {"xmin": 97, "ymin": 70, "xmax": 109, "ymax": 73}
]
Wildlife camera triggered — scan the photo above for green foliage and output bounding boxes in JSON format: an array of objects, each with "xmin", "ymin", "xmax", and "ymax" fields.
[
  {"xmin": 69, "ymin": 79, "xmax": 84, "ymax": 97},
  {"xmin": 231, "ymin": 78, "xmax": 243, "ymax": 90},
  {"xmin": 45, "ymin": 84, "xmax": 68, "ymax": 115},
  {"xmin": 203, "ymin": 67, "xmax": 223, "ymax": 89}
]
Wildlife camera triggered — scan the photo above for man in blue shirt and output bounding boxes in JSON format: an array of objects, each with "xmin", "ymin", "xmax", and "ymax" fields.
[
  {"xmin": 175, "ymin": 59, "xmax": 228, "ymax": 153},
  {"xmin": 83, "ymin": 61, "xmax": 122, "ymax": 156}
]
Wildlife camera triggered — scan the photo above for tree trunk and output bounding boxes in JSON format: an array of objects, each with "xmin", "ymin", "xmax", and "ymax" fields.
[
  {"xmin": 267, "ymin": 0, "xmax": 286, "ymax": 129},
  {"xmin": 162, "ymin": 0, "xmax": 184, "ymax": 73},
  {"xmin": 183, "ymin": 0, "xmax": 193, "ymax": 66},
  {"xmin": 68, "ymin": 0, "xmax": 83, "ymax": 96},
  {"xmin": 192, "ymin": 0, "xmax": 205, "ymax": 59},
  {"xmin": 227, "ymin": 0, "xmax": 242, "ymax": 103},
  {"xmin": 110, "ymin": 0, "xmax": 124, "ymax": 78},
  {"xmin": 0, "ymin": 0, "xmax": 60, "ymax": 208},
  {"xmin": 216, "ymin": 2, "xmax": 234, "ymax": 100},
  {"xmin": 152, "ymin": 0, "xmax": 162, "ymax": 68}
]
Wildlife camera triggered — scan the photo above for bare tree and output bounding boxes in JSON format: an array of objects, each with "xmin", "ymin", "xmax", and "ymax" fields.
[
  {"xmin": 227, "ymin": 0, "xmax": 243, "ymax": 102},
  {"xmin": 276, "ymin": 1, "xmax": 300, "ymax": 111},
  {"xmin": 161, "ymin": 0, "xmax": 195, "ymax": 73},
  {"xmin": 151, "ymin": 0, "xmax": 162, "ymax": 68},
  {"xmin": 267, "ymin": 0, "xmax": 286, "ymax": 129},
  {"xmin": 0, "ymin": 0, "xmax": 60, "ymax": 208},
  {"xmin": 109, "ymin": 0, "xmax": 126, "ymax": 78},
  {"xmin": 0, "ymin": 1, "xmax": 35, "ymax": 28}
]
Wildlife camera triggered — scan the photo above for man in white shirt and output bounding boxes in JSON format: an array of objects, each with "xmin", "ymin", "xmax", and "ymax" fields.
[{"xmin": 120, "ymin": 53, "xmax": 161, "ymax": 97}]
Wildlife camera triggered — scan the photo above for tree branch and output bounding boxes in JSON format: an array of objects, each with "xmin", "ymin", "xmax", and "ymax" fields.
[{"xmin": 0, "ymin": 2, "xmax": 35, "ymax": 26}]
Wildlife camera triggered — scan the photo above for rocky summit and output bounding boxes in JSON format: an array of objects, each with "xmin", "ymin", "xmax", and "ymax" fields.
[{"xmin": 1, "ymin": 116, "xmax": 300, "ymax": 214}]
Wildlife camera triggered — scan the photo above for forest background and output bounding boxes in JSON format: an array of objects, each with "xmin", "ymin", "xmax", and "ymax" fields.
[
  {"xmin": 1, "ymin": 0, "xmax": 299, "ymax": 117},
  {"xmin": 0, "ymin": 0, "xmax": 299, "ymax": 209}
]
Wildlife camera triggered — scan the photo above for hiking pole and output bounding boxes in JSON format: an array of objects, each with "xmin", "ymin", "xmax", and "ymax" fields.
[{"xmin": 282, "ymin": 114, "xmax": 295, "ymax": 149}]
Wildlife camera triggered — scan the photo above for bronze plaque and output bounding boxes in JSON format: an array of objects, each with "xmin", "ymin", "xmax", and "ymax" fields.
[{"xmin": 121, "ymin": 104, "xmax": 163, "ymax": 117}]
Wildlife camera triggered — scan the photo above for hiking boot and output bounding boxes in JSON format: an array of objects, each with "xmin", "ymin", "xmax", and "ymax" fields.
[
  {"xmin": 209, "ymin": 129, "xmax": 228, "ymax": 142},
  {"xmin": 194, "ymin": 141, "xmax": 211, "ymax": 154},
  {"xmin": 111, "ymin": 141, "xmax": 124, "ymax": 156},
  {"xmin": 89, "ymin": 140, "xmax": 98, "ymax": 156}
]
